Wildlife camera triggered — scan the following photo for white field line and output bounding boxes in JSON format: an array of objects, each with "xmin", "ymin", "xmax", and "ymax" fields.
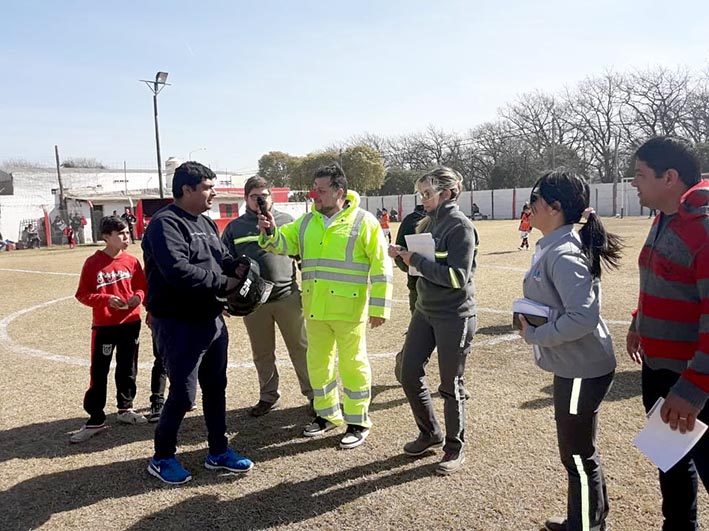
[
  {"xmin": 0, "ymin": 268, "xmax": 80, "ymax": 276},
  {"xmin": 0, "ymin": 266, "xmax": 629, "ymax": 368}
]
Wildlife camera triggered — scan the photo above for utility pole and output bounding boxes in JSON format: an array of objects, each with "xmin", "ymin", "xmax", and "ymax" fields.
[
  {"xmin": 140, "ymin": 72, "xmax": 170, "ymax": 198},
  {"xmin": 54, "ymin": 145, "xmax": 67, "ymax": 223}
]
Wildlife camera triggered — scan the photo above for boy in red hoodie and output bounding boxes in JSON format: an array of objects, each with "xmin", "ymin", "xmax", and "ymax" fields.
[{"xmin": 71, "ymin": 216, "xmax": 148, "ymax": 443}]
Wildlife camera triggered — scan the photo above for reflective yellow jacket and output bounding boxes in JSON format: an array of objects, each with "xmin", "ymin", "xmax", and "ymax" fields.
[{"xmin": 259, "ymin": 190, "xmax": 393, "ymax": 322}]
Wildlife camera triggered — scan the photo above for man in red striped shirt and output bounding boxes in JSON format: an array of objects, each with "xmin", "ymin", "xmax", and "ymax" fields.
[{"xmin": 627, "ymin": 136, "xmax": 709, "ymax": 531}]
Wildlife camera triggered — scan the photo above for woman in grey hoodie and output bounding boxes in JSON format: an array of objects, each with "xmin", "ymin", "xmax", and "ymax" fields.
[{"xmin": 519, "ymin": 170, "xmax": 622, "ymax": 531}]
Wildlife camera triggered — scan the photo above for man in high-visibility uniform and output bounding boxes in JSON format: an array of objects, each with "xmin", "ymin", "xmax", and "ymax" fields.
[{"xmin": 258, "ymin": 163, "xmax": 392, "ymax": 449}]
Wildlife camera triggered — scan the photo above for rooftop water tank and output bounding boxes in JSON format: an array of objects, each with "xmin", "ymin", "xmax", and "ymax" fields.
[{"xmin": 165, "ymin": 157, "xmax": 181, "ymax": 193}]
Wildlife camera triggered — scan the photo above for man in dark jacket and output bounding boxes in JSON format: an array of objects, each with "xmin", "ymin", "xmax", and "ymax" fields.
[
  {"xmin": 392, "ymin": 205, "xmax": 425, "ymax": 383},
  {"xmin": 142, "ymin": 162, "xmax": 253, "ymax": 485},
  {"xmin": 222, "ymin": 176, "xmax": 312, "ymax": 417}
]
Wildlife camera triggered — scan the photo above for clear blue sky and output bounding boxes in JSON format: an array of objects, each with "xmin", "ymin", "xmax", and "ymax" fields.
[{"xmin": 2, "ymin": 0, "xmax": 708, "ymax": 172}]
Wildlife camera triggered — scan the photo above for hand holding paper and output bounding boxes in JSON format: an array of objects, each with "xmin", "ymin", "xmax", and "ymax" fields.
[
  {"xmin": 633, "ymin": 397, "xmax": 708, "ymax": 472},
  {"xmin": 404, "ymin": 233, "xmax": 435, "ymax": 277}
]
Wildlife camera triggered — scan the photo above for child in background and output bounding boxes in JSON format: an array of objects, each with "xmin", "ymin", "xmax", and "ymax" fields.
[
  {"xmin": 518, "ymin": 203, "xmax": 532, "ymax": 250},
  {"xmin": 71, "ymin": 216, "xmax": 148, "ymax": 443},
  {"xmin": 380, "ymin": 207, "xmax": 391, "ymax": 244}
]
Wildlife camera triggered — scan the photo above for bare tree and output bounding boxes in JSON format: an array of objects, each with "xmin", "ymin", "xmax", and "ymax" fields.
[{"xmin": 620, "ymin": 66, "xmax": 693, "ymax": 145}]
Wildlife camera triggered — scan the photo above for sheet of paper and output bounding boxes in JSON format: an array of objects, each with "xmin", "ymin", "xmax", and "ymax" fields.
[
  {"xmin": 404, "ymin": 233, "xmax": 435, "ymax": 277},
  {"xmin": 633, "ymin": 397, "xmax": 708, "ymax": 472}
]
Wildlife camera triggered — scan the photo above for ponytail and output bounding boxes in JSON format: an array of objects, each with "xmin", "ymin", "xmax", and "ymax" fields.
[{"xmin": 578, "ymin": 213, "xmax": 623, "ymax": 279}]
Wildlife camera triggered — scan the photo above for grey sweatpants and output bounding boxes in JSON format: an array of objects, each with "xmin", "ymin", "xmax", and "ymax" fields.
[{"xmin": 401, "ymin": 309, "xmax": 475, "ymax": 454}]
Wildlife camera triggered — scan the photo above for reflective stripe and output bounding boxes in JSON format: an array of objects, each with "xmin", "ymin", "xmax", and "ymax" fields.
[
  {"xmin": 344, "ymin": 388, "xmax": 371, "ymax": 400},
  {"xmin": 302, "ymin": 270, "xmax": 369, "ymax": 284},
  {"xmin": 345, "ymin": 210, "xmax": 367, "ymax": 262},
  {"xmin": 573, "ymin": 454, "xmax": 591, "ymax": 531},
  {"xmin": 312, "ymin": 379, "xmax": 338, "ymax": 397},
  {"xmin": 369, "ymin": 297, "xmax": 392, "ymax": 308},
  {"xmin": 435, "ymin": 251, "xmax": 448, "ymax": 258},
  {"xmin": 301, "ymin": 258, "xmax": 370, "ymax": 272},
  {"xmin": 449, "ymin": 268, "xmax": 461, "ymax": 289},
  {"xmin": 299, "ymin": 213, "xmax": 313, "ymax": 258},
  {"xmin": 343, "ymin": 412, "xmax": 368, "ymax": 424},
  {"xmin": 569, "ymin": 378, "xmax": 582, "ymax": 415},
  {"xmin": 233, "ymin": 235, "xmax": 260, "ymax": 245},
  {"xmin": 316, "ymin": 403, "xmax": 341, "ymax": 418},
  {"xmin": 370, "ymin": 274, "xmax": 393, "ymax": 283}
]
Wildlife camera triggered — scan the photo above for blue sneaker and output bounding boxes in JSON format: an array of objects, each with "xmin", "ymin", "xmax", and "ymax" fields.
[
  {"xmin": 147, "ymin": 457, "xmax": 192, "ymax": 485},
  {"xmin": 204, "ymin": 448, "xmax": 253, "ymax": 473}
]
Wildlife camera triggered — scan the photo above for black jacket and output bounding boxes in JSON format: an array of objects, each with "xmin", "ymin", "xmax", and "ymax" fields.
[{"xmin": 142, "ymin": 204, "xmax": 236, "ymax": 319}]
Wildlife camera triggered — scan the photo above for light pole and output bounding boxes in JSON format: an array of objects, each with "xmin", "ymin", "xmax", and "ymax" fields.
[
  {"xmin": 140, "ymin": 71, "xmax": 170, "ymax": 198},
  {"xmin": 189, "ymin": 147, "xmax": 206, "ymax": 160}
]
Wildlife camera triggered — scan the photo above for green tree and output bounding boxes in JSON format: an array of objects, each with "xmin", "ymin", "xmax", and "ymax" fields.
[
  {"xmin": 257, "ymin": 151, "xmax": 300, "ymax": 187},
  {"xmin": 340, "ymin": 145, "xmax": 386, "ymax": 193},
  {"xmin": 375, "ymin": 168, "xmax": 421, "ymax": 195},
  {"xmin": 291, "ymin": 152, "xmax": 339, "ymax": 191}
]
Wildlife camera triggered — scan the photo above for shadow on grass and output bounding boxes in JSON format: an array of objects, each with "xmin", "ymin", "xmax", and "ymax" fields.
[
  {"xmin": 483, "ymin": 250, "xmax": 521, "ymax": 256},
  {"xmin": 518, "ymin": 370, "xmax": 641, "ymax": 410},
  {"xmin": 125, "ymin": 454, "xmax": 432, "ymax": 531},
  {"xmin": 475, "ymin": 324, "xmax": 513, "ymax": 336},
  {"xmin": 0, "ymin": 447, "xmax": 250, "ymax": 530},
  {"xmin": 1, "ymin": 440, "xmax": 431, "ymax": 530},
  {"xmin": 0, "ymin": 386, "xmax": 408, "ymax": 464}
]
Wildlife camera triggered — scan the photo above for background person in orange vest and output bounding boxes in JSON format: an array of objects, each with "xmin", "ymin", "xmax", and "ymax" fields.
[
  {"xmin": 518, "ymin": 203, "xmax": 532, "ymax": 250},
  {"xmin": 380, "ymin": 208, "xmax": 391, "ymax": 244}
]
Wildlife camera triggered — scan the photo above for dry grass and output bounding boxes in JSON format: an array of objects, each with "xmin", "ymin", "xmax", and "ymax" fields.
[{"xmin": 0, "ymin": 218, "xmax": 706, "ymax": 531}]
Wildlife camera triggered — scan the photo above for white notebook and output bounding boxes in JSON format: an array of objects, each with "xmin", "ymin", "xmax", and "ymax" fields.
[{"xmin": 512, "ymin": 297, "xmax": 551, "ymax": 329}]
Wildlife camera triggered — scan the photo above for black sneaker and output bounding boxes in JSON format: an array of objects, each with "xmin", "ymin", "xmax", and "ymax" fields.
[
  {"xmin": 303, "ymin": 416, "xmax": 338, "ymax": 437},
  {"xmin": 543, "ymin": 517, "xmax": 567, "ymax": 531},
  {"xmin": 339, "ymin": 424, "xmax": 369, "ymax": 449},
  {"xmin": 403, "ymin": 433, "xmax": 444, "ymax": 456},
  {"xmin": 249, "ymin": 399, "xmax": 280, "ymax": 417},
  {"xmin": 148, "ymin": 402, "xmax": 163, "ymax": 424}
]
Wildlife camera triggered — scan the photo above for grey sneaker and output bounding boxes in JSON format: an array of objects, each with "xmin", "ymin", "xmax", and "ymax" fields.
[
  {"xmin": 403, "ymin": 433, "xmax": 444, "ymax": 456},
  {"xmin": 117, "ymin": 410, "xmax": 148, "ymax": 425},
  {"xmin": 69, "ymin": 423, "xmax": 108, "ymax": 443},
  {"xmin": 435, "ymin": 451, "xmax": 465, "ymax": 475}
]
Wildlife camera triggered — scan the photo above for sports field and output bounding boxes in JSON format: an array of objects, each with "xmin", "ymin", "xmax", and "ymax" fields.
[{"xmin": 0, "ymin": 217, "xmax": 706, "ymax": 530}]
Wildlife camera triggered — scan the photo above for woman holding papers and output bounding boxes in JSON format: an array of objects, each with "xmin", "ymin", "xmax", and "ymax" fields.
[
  {"xmin": 518, "ymin": 170, "xmax": 622, "ymax": 531},
  {"xmin": 389, "ymin": 167, "xmax": 478, "ymax": 476}
]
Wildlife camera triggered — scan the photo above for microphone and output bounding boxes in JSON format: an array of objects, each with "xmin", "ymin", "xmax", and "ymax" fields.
[{"xmin": 255, "ymin": 195, "xmax": 272, "ymax": 236}]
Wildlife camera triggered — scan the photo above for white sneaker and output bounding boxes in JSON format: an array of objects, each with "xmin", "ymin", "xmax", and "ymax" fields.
[
  {"xmin": 69, "ymin": 423, "xmax": 108, "ymax": 443},
  {"xmin": 117, "ymin": 410, "xmax": 148, "ymax": 425}
]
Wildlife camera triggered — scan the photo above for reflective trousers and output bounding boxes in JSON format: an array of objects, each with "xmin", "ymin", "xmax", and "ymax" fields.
[{"xmin": 306, "ymin": 319, "xmax": 372, "ymax": 428}]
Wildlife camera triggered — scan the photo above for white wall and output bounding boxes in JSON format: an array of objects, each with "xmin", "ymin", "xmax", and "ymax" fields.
[{"xmin": 360, "ymin": 182, "xmax": 648, "ymax": 220}]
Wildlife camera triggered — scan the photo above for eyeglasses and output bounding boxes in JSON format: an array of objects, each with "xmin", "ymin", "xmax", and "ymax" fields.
[
  {"xmin": 416, "ymin": 190, "xmax": 441, "ymax": 201},
  {"xmin": 248, "ymin": 193, "xmax": 271, "ymax": 201}
]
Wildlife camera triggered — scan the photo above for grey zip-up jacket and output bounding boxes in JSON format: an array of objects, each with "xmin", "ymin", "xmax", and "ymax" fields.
[
  {"xmin": 409, "ymin": 201, "xmax": 477, "ymax": 318},
  {"xmin": 522, "ymin": 225, "xmax": 616, "ymax": 379}
]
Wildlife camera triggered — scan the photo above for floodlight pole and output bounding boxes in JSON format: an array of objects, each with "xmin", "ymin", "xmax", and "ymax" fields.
[{"xmin": 141, "ymin": 72, "xmax": 170, "ymax": 198}]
